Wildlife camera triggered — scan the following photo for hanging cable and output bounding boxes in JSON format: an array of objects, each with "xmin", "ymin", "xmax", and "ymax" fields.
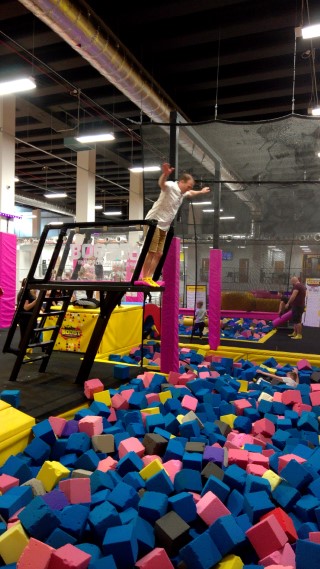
[{"xmin": 214, "ymin": 30, "xmax": 221, "ymax": 121}]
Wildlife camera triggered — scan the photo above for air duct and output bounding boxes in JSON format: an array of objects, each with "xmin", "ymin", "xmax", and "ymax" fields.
[{"xmin": 18, "ymin": 0, "xmax": 259, "ymax": 216}]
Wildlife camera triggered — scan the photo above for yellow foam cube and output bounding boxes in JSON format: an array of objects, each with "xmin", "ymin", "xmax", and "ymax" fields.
[
  {"xmin": 220, "ymin": 414, "xmax": 237, "ymax": 428},
  {"xmin": 262, "ymin": 469, "xmax": 282, "ymax": 491},
  {"xmin": 215, "ymin": 554, "xmax": 244, "ymax": 569},
  {"xmin": 260, "ymin": 364, "xmax": 277, "ymax": 374},
  {"xmin": 0, "ymin": 522, "xmax": 29, "ymax": 564},
  {"xmin": 141, "ymin": 407, "xmax": 160, "ymax": 415},
  {"xmin": 36, "ymin": 461, "xmax": 70, "ymax": 491},
  {"xmin": 139, "ymin": 459, "xmax": 163, "ymax": 480},
  {"xmin": 93, "ymin": 390, "xmax": 111, "ymax": 407},
  {"xmin": 238, "ymin": 380, "xmax": 248, "ymax": 392},
  {"xmin": 159, "ymin": 391, "xmax": 172, "ymax": 404}
]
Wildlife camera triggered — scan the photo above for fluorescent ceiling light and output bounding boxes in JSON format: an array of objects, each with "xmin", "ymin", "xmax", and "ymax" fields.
[
  {"xmin": 301, "ymin": 23, "xmax": 320, "ymax": 39},
  {"xmin": 14, "ymin": 177, "xmax": 19, "ymax": 182},
  {"xmin": 203, "ymin": 209, "xmax": 215, "ymax": 213},
  {"xmin": 191, "ymin": 201, "xmax": 212, "ymax": 206},
  {"xmin": 103, "ymin": 210, "xmax": 122, "ymax": 216},
  {"xmin": 220, "ymin": 216, "xmax": 235, "ymax": 220},
  {"xmin": 76, "ymin": 133, "xmax": 115, "ymax": 143},
  {"xmin": 95, "ymin": 205, "xmax": 103, "ymax": 210},
  {"xmin": 0, "ymin": 77, "xmax": 36, "ymax": 96},
  {"xmin": 20, "ymin": 212, "xmax": 37, "ymax": 218},
  {"xmin": 49, "ymin": 222, "xmax": 64, "ymax": 226},
  {"xmin": 44, "ymin": 193, "xmax": 67, "ymax": 199},
  {"xmin": 182, "ymin": 246, "xmax": 189, "ymax": 249},
  {"xmin": 129, "ymin": 166, "xmax": 161, "ymax": 173},
  {"xmin": 312, "ymin": 107, "xmax": 320, "ymax": 116}
]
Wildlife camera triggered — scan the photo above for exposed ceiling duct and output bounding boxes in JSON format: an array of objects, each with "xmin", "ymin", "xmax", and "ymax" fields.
[
  {"xmin": 16, "ymin": 191, "xmax": 75, "ymax": 217},
  {"xmin": 18, "ymin": 0, "xmax": 260, "ymax": 220}
]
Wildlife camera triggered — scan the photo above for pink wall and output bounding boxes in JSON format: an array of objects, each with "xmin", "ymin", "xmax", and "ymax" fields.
[{"xmin": 0, "ymin": 232, "xmax": 17, "ymax": 328}]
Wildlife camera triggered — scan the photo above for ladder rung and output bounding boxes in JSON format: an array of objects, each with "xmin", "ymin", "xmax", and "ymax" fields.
[
  {"xmin": 22, "ymin": 354, "xmax": 50, "ymax": 364},
  {"xmin": 33, "ymin": 325, "xmax": 59, "ymax": 332},
  {"xmin": 28, "ymin": 340, "xmax": 55, "ymax": 348}
]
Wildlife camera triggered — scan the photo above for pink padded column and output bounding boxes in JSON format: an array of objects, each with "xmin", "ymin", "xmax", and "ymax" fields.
[
  {"xmin": 161, "ymin": 237, "xmax": 180, "ymax": 373},
  {"xmin": 208, "ymin": 248, "xmax": 222, "ymax": 350}
]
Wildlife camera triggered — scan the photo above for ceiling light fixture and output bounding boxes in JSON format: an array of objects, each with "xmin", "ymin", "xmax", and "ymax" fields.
[
  {"xmin": 301, "ymin": 23, "xmax": 320, "ymax": 39},
  {"xmin": 220, "ymin": 216, "xmax": 235, "ymax": 220},
  {"xmin": 312, "ymin": 107, "xmax": 320, "ymax": 116},
  {"xmin": 44, "ymin": 193, "xmax": 67, "ymax": 199},
  {"xmin": 129, "ymin": 166, "xmax": 161, "ymax": 173},
  {"xmin": 95, "ymin": 205, "xmax": 103, "ymax": 210},
  {"xmin": 14, "ymin": 177, "xmax": 19, "ymax": 182},
  {"xmin": 191, "ymin": 201, "xmax": 212, "ymax": 206},
  {"xmin": 76, "ymin": 133, "xmax": 115, "ymax": 143},
  {"xmin": 0, "ymin": 77, "xmax": 36, "ymax": 96},
  {"xmin": 103, "ymin": 210, "xmax": 122, "ymax": 216}
]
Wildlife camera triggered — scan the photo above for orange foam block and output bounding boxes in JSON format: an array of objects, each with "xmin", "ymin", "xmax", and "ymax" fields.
[
  {"xmin": 17, "ymin": 537, "xmax": 54, "ymax": 569},
  {"xmin": 246, "ymin": 513, "xmax": 288, "ymax": 559}
]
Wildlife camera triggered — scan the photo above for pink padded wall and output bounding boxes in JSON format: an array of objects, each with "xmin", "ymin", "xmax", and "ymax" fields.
[
  {"xmin": 0, "ymin": 232, "xmax": 16, "ymax": 328},
  {"xmin": 208, "ymin": 248, "xmax": 222, "ymax": 350},
  {"xmin": 161, "ymin": 237, "xmax": 180, "ymax": 373}
]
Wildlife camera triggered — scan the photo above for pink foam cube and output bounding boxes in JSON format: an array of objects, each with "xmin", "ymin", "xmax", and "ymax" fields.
[
  {"xmin": 0, "ymin": 474, "xmax": 19, "ymax": 493},
  {"xmin": 309, "ymin": 391, "xmax": 320, "ymax": 406},
  {"xmin": 196, "ymin": 491, "xmax": 230, "ymax": 525},
  {"xmin": 248, "ymin": 452, "xmax": 269, "ymax": 468},
  {"xmin": 97, "ymin": 456, "xmax": 118, "ymax": 472},
  {"xmin": 118, "ymin": 436, "xmax": 145, "ymax": 458},
  {"xmin": 162, "ymin": 459, "xmax": 182, "ymax": 483},
  {"xmin": 107, "ymin": 407, "xmax": 117, "ymax": 422},
  {"xmin": 246, "ymin": 514, "xmax": 288, "ymax": 558},
  {"xmin": 246, "ymin": 463, "xmax": 268, "ymax": 476},
  {"xmin": 142, "ymin": 454, "xmax": 162, "ymax": 466},
  {"xmin": 84, "ymin": 378, "xmax": 104, "ymax": 399},
  {"xmin": 233, "ymin": 399, "xmax": 252, "ymax": 415},
  {"xmin": 111, "ymin": 393, "xmax": 129, "ymax": 410},
  {"xmin": 145, "ymin": 393, "xmax": 160, "ymax": 404},
  {"xmin": 181, "ymin": 394, "xmax": 198, "ymax": 412},
  {"xmin": 48, "ymin": 543, "xmax": 91, "ymax": 569},
  {"xmin": 309, "ymin": 532, "xmax": 320, "ymax": 543},
  {"xmin": 282, "ymin": 390, "xmax": 302, "ymax": 406},
  {"xmin": 252, "ymin": 418, "xmax": 275, "ymax": 437},
  {"xmin": 259, "ymin": 542, "xmax": 295, "ymax": 568},
  {"xmin": 297, "ymin": 358, "xmax": 312, "ymax": 370},
  {"xmin": 135, "ymin": 547, "xmax": 175, "ymax": 569},
  {"xmin": 59, "ymin": 478, "xmax": 91, "ymax": 504},
  {"xmin": 17, "ymin": 537, "xmax": 54, "ymax": 569},
  {"xmin": 48, "ymin": 416, "xmax": 67, "ymax": 437},
  {"xmin": 278, "ymin": 453, "xmax": 306, "ymax": 473},
  {"xmin": 227, "ymin": 448, "xmax": 249, "ymax": 469},
  {"xmin": 119, "ymin": 388, "xmax": 135, "ymax": 402},
  {"xmin": 78, "ymin": 416, "xmax": 103, "ymax": 436},
  {"xmin": 168, "ymin": 371, "xmax": 180, "ymax": 385}
]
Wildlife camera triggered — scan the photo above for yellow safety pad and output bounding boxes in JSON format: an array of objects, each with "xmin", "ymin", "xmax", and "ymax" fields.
[
  {"xmin": 139, "ymin": 459, "xmax": 163, "ymax": 481},
  {"xmin": 36, "ymin": 461, "xmax": 70, "ymax": 492},
  {"xmin": 0, "ymin": 406, "xmax": 35, "ymax": 467},
  {"xmin": 238, "ymin": 380, "xmax": 248, "ymax": 392},
  {"xmin": 0, "ymin": 522, "xmax": 29, "ymax": 564},
  {"xmin": 43, "ymin": 305, "xmax": 142, "ymax": 356}
]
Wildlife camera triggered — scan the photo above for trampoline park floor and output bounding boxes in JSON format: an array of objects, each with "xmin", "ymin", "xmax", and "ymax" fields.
[{"xmin": 1, "ymin": 324, "xmax": 320, "ymax": 422}]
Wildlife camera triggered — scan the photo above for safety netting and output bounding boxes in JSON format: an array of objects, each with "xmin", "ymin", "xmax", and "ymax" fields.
[{"xmin": 141, "ymin": 114, "xmax": 320, "ymax": 302}]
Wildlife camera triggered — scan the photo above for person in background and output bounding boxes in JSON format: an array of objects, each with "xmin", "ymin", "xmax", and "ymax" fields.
[
  {"xmin": 136, "ymin": 162, "xmax": 210, "ymax": 287},
  {"xmin": 278, "ymin": 294, "xmax": 289, "ymax": 316},
  {"xmin": 192, "ymin": 300, "xmax": 207, "ymax": 339},
  {"xmin": 258, "ymin": 368, "xmax": 299, "ymax": 388},
  {"xmin": 286, "ymin": 276, "xmax": 306, "ymax": 340},
  {"xmin": 17, "ymin": 278, "xmax": 38, "ymax": 350}
]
